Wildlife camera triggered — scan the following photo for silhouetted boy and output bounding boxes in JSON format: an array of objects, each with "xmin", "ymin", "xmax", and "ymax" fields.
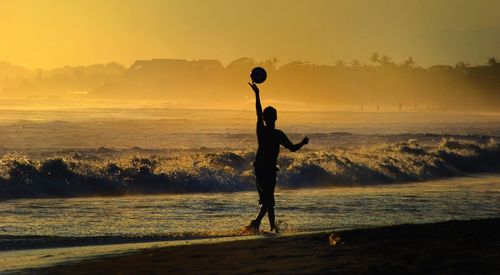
[{"xmin": 247, "ymin": 82, "xmax": 309, "ymax": 232}]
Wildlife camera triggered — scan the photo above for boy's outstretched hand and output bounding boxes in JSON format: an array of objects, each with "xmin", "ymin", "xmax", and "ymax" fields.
[
  {"xmin": 301, "ymin": 137, "xmax": 309, "ymax": 145},
  {"xmin": 248, "ymin": 82, "xmax": 259, "ymax": 94}
]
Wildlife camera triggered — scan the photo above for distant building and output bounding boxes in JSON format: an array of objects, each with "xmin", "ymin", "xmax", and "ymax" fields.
[{"xmin": 128, "ymin": 58, "xmax": 224, "ymax": 76}]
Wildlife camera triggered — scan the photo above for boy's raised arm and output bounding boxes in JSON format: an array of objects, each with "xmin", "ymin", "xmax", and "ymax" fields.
[{"xmin": 248, "ymin": 83, "xmax": 263, "ymax": 123}]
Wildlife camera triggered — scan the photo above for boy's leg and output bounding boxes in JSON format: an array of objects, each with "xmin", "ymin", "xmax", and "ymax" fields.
[
  {"xmin": 247, "ymin": 205, "xmax": 266, "ymax": 231},
  {"xmin": 268, "ymin": 171, "xmax": 277, "ymax": 231},
  {"xmin": 255, "ymin": 205, "xmax": 267, "ymax": 223},
  {"xmin": 252, "ymin": 169, "xmax": 277, "ymax": 231},
  {"xmin": 268, "ymin": 206, "xmax": 276, "ymax": 230}
]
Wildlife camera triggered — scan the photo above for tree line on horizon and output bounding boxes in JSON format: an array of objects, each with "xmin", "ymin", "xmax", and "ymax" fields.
[{"xmin": 0, "ymin": 53, "xmax": 499, "ymax": 111}]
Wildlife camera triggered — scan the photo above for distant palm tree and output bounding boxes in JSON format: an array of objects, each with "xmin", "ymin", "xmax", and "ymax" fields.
[
  {"xmin": 403, "ymin": 57, "xmax": 416, "ymax": 68},
  {"xmin": 487, "ymin": 57, "xmax": 499, "ymax": 67},
  {"xmin": 455, "ymin": 61, "xmax": 469, "ymax": 72},
  {"xmin": 380, "ymin": 55, "xmax": 394, "ymax": 67},
  {"xmin": 350, "ymin": 59, "xmax": 362, "ymax": 68},
  {"xmin": 370, "ymin": 52, "xmax": 380, "ymax": 65},
  {"xmin": 335, "ymin": 59, "xmax": 346, "ymax": 68}
]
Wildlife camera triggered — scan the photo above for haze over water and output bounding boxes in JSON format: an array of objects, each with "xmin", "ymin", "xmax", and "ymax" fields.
[{"xmin": 1, "ymin": 108, "xmax": 500, "ymax": 150}]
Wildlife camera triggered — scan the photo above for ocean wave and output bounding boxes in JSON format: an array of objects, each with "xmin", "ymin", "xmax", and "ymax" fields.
[{"xmin": 0, "ymin": 138, "xmax": 499, "ymax": 199}]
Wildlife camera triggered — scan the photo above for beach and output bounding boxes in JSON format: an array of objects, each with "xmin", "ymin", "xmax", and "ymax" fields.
[{"xmin": 28, "ymin": 218, "xmax": 499, "ymax": 274}]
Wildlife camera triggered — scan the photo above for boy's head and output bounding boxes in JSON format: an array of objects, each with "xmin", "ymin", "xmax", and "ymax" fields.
[{"xmin": 263, "ymin": 106, "xmax": 277, "ymax": 128}]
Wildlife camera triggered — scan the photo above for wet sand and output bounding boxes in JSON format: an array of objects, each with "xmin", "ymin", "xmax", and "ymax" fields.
[{"xmin": 32, "ymin": 218, "xmax": 500, "ymax": 274}]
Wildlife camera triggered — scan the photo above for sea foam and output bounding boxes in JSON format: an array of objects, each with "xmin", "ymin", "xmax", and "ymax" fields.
[{"xmin": 0, "ymin": 137, "xmax": 498, "ymax": 199}]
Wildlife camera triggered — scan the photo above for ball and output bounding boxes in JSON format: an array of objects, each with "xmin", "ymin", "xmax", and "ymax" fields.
[{"xmin": 250, "ymin": 67, "xmax": 267, "ymax": 84}]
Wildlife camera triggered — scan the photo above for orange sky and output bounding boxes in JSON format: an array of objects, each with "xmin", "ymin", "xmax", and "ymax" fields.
[{"xmin": 1, "ymin": 0, "xmax": 499, "ymax": 69}]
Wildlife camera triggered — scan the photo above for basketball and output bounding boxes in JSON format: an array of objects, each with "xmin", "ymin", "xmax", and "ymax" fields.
[{"xmin": 250, "ymin": 67, "xmax": 267, "ymax": 84}]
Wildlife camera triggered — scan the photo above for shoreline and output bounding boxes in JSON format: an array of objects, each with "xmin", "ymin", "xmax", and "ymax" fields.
[
  {"xmin": 26, "ymin": 218, "xmax": 500, "ymax": 274},
  {"xmin": 2, "ymin": 172, "xmax": 500, "ymax": 202}
]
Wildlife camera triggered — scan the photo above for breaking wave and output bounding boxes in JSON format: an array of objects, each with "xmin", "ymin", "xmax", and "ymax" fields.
[{"xmin": 1, "ymin": 137, "xmax": 499, "ymax": 199}]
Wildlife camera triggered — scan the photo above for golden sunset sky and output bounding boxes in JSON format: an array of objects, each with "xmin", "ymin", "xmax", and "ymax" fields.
[{"xmin": 1, "ymin": 0, "xmax": 499, "ymax": 69}]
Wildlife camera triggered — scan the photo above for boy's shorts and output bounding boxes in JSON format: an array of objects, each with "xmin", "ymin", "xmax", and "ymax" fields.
[{"xmin": 254, "ymin": 167, "xmax": 277, "ymax": 207}]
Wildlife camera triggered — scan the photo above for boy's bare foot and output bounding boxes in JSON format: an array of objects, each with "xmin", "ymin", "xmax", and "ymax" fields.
[{"xmin": 245, "ymin": 220, "xmax": 260, "ymax": 233}]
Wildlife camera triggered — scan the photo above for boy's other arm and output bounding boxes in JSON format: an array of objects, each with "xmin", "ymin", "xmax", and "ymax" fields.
[{"xmin": 281, "ymin": 132, "xmax": 309, "ymax": 152}]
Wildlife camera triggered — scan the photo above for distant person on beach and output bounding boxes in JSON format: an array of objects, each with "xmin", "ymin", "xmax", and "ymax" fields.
[{"xmin": 247, "ymin": 82, "xmax": 309, "ymax": 232}]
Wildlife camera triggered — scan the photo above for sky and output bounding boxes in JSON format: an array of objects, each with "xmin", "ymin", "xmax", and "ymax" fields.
[{"xmin": 1, "ymin": 0, "xmax": 499, "ymax": 69}]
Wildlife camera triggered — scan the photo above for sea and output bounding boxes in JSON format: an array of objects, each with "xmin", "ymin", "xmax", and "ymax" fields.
[{"xmin": 0, "ymin": 108, "xmax": 499, "ymax": 272}]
